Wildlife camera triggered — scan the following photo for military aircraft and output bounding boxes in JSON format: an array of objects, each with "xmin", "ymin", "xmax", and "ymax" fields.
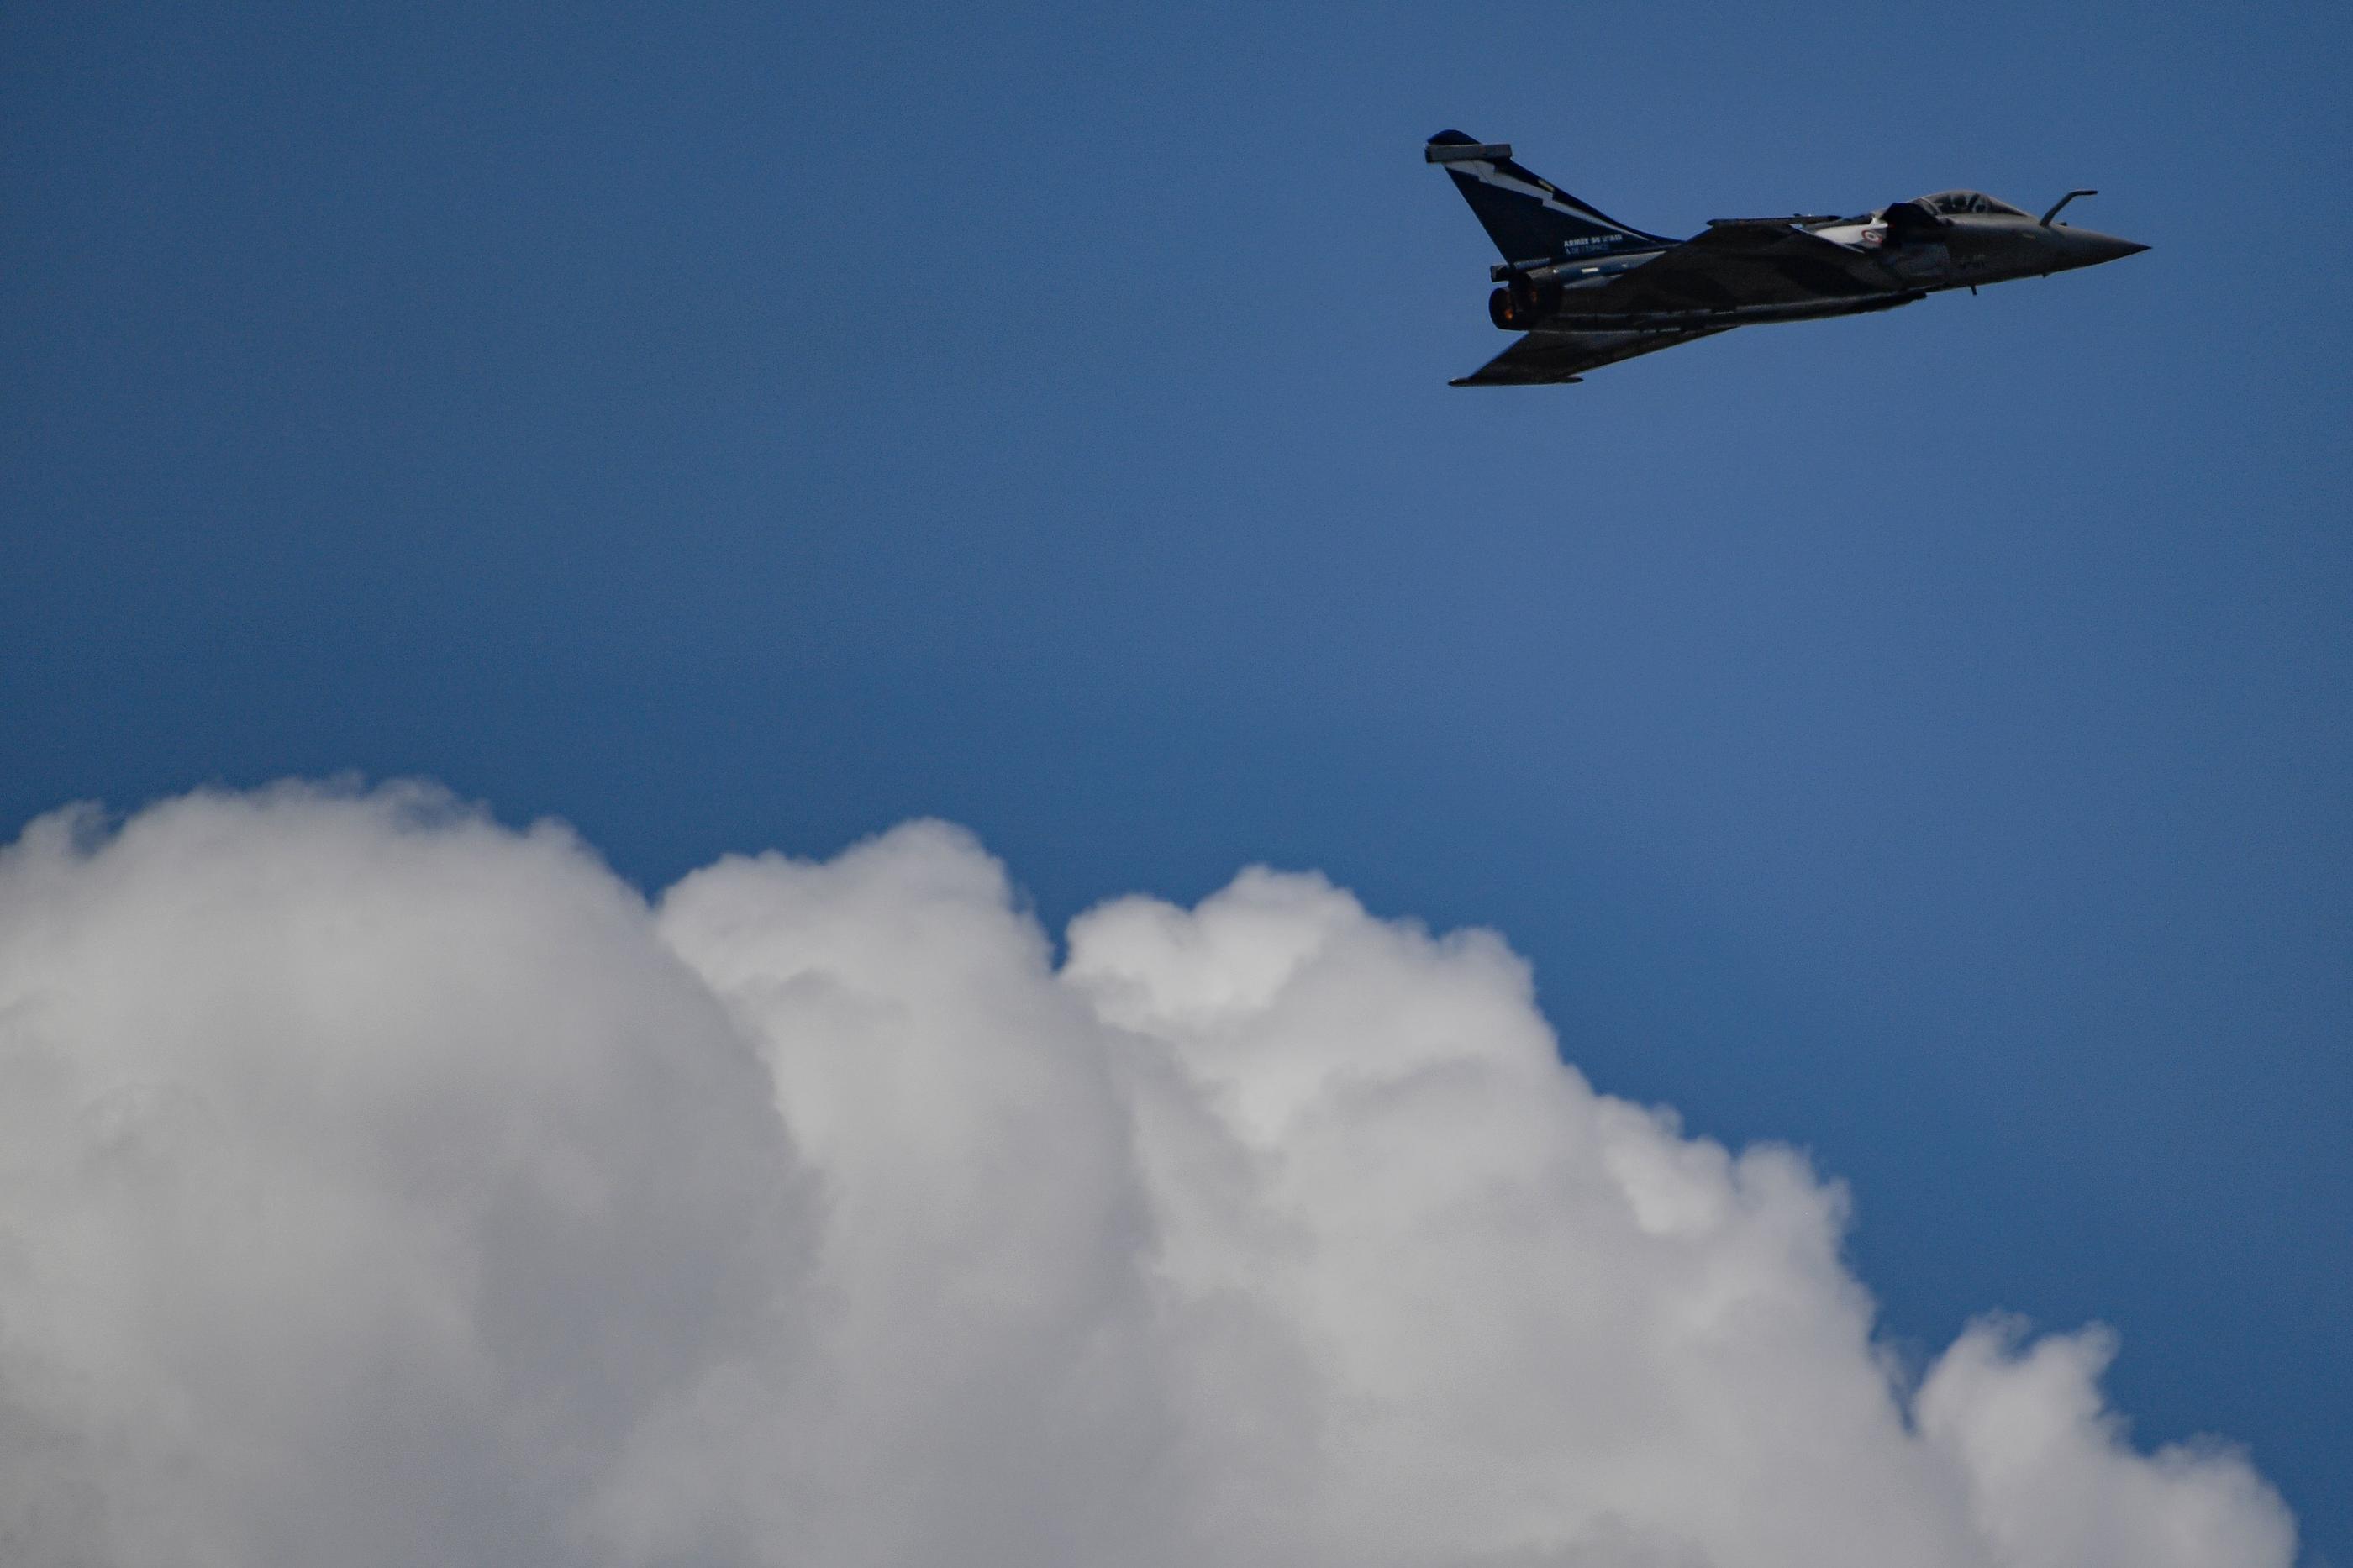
[{"xmin": 1426, "ymin": 129, "xmax": 2146, "ymax": 385}]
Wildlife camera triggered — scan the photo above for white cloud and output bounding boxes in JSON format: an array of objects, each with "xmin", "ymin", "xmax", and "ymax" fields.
[{"xmin": 0, "ymin": 783, "xmax": 2297, "ymax": 1567}]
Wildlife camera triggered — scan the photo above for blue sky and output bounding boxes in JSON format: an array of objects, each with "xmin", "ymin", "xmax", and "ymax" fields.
[{"xmin": 5, "ymin": 1, "xmax": 2346, "ymax": 1556}]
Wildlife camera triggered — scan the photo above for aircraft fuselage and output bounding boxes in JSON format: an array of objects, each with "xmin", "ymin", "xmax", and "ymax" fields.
[{"xmin": 1515, "ymin": 212, "xmax": 2148, "ymax": 332}]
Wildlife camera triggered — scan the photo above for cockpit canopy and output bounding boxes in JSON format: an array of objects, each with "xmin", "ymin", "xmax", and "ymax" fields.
[{"xmin": 1917, "ymin": 190, "xmax": 2028, "ymax": 218}]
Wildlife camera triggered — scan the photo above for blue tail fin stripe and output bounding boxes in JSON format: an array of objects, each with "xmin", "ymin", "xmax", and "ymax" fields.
[{"xmin": 1428, "ymin": 129, "xmax": 1668, "ymax": 265}]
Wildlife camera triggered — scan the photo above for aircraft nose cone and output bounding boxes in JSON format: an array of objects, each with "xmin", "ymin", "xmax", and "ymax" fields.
[{"xmin": 2060, "ymin": 228, "xmax": 2149, "ymax": 266}]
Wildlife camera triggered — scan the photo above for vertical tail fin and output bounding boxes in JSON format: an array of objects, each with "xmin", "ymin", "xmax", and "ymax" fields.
[{"xmin": 1425, "ymin": 130, "xmax": 1666, "ymax": 266}]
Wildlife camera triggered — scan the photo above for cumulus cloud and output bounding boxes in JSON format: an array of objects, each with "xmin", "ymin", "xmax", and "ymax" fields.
[{"xmin": 0, "ymin": 783, "xmax": 2297, "ymax": 1568}]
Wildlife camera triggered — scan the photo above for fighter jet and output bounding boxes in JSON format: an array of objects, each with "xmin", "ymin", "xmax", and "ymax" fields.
[{"xmin": 1425, "ymin": 129, "xmax": 2146, "ymax": 385}]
